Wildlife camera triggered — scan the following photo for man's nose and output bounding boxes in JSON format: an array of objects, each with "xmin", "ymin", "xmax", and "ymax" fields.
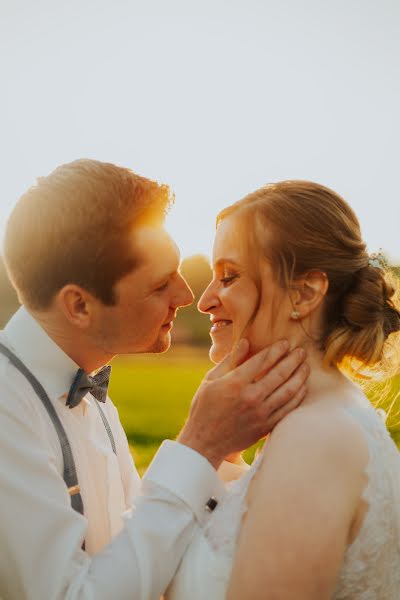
[
  {"xmin": 182, "ymin": 283, "xmax": 194, "ymax": 307},
  {"xmin": 173, "ymin": 275, "xmax": 194, "ymax": 308}
]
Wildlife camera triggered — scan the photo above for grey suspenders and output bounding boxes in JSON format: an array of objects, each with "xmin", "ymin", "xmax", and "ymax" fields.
[{"xmin": 0, "ymin": 342, "xmax": 116, "ymax": 521}]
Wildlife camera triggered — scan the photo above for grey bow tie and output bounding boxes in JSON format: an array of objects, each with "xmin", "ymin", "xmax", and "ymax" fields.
[{"xmin": 66, "ymin": 365, "xmax": 112, "ymax": 409}]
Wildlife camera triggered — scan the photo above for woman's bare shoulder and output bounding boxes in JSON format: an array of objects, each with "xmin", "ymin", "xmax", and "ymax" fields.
[{"xmin": 262, "ymin": 399, "xmax": 370, "ymax": 474}]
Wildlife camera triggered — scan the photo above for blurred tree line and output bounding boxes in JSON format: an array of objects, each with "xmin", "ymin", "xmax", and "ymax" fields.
[{"xmin": 174, "ymin": 255, "xmax": 212, "ymax": 345}]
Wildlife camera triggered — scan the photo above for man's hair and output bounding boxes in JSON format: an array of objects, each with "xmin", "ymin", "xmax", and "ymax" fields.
[{"xmin": 4, "ymin": 159, "xmax": 173, "ymax": 309}]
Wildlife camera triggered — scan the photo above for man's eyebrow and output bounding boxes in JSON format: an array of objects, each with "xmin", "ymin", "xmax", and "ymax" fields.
[{"xmin": 154, "ymin": 267, "xmax": 179, "ymax": 284}]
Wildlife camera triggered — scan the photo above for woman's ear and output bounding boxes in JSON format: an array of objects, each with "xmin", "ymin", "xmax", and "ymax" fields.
[{"xmin": 289, "ymin": 271, "xmax": 328, "ymax": 321}]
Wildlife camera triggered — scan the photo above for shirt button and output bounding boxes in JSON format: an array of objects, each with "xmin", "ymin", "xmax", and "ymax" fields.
[{"xmin": 205, "ymin": 496, "xmax": 218, "ymax": 512}]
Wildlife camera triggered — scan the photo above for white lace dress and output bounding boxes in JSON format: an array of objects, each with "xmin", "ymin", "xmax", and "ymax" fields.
[{"xmin": 166, "ymin": 402, "xmax": 400, "ymax": 599}]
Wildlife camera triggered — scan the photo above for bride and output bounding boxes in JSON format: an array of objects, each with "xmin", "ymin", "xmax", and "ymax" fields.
[{"xmin": 166, "ymin": 180, "xmax": 400, "ymax": 599}]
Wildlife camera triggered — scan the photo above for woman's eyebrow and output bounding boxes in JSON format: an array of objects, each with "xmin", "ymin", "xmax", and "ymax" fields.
[{"xmin": 214, "ymin": 258, "xmax": 241, "ymax": 268}]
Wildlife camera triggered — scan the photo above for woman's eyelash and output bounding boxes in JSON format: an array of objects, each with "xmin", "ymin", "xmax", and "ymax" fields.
[{"xmin": 220, "ymin": 274, "xmax": 239, "ymax": 285}]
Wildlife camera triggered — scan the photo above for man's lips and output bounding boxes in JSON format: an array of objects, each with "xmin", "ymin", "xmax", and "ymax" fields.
[
  {"xmin": 161, "ymin": 315, "xmax": 175, "ymax": 329},
  {"xmin": 210, "ymin": 318, "xmax": 233, "ymax": 333}
]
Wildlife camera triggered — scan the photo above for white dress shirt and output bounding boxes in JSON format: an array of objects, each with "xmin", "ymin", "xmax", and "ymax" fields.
[{"xmin": 0, "ymin": 307, "xmax": 225, "ymax": 600}]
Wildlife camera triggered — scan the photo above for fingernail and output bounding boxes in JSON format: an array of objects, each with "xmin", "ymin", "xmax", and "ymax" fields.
[
  {"xmin": 298, "ymin": 348, "xmax": 306, "ymax": 360},
  {"xmin": 280, "ymin": 340, "xmax": 290, "ymax": 352}
]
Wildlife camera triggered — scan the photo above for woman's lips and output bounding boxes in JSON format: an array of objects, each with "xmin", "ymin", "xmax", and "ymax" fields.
[{"xmin": 210, "ymin": 319, "xmax": 233, "ymax": 334}]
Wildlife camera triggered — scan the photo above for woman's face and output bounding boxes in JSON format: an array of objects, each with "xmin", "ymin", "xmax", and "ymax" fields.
[{"xmin": 198, "ymin": 215, "xmax": 292, "ymax": 363}]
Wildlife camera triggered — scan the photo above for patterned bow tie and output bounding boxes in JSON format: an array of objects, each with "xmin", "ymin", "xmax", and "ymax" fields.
[{"xmin": 66, "ymin": 365, "xmax": 112, "ymax": 409}]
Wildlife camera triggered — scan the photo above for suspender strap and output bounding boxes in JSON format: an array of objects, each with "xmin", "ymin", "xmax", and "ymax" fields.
[
  {"xmin": 0, "ymin": 343, "xmax": 84, "ymax": 516},
  {"xmin": 94, "ymin": 400, "xmax": 117, "ymax": 454}
]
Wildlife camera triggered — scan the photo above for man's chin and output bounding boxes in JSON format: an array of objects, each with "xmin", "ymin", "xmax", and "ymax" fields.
[{"xmin": 146, "ymin": 333, "xmax": 171, "ymax": 354}]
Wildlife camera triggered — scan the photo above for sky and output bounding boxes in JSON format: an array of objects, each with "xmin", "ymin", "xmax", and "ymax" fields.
[{"xmin": 1, "ymin": 0, "xmax": 399, "ymax": 262}]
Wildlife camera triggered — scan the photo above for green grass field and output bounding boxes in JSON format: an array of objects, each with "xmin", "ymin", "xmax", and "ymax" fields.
[
  {"xmin": 109, "ymin": 345, "xmax": 400, "ymax": 475},
  {"xmin": 109, "ymin": 346, "xmax": 212, "ymax": 473}
]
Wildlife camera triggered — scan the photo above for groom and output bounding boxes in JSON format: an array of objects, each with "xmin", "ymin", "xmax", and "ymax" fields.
[{"xmin": 0, "ymin": 159, "xmax": 308, "ymax": 600}]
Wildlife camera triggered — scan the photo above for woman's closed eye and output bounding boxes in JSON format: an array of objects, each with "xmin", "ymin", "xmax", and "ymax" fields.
[{"xmin": 220, "ymin": 274, "xmax": 239, "ymax": 286}]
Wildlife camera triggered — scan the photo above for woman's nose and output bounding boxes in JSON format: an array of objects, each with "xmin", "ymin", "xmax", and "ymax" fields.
[{"xmin": 197, "ymin": 280, "xmax": 220, "ymax": 314}]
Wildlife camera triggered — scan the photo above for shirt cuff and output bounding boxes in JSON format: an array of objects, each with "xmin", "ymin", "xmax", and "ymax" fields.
[{"xmin": 143, "ymin": 440, "xmax": 226, "ymax": 525}]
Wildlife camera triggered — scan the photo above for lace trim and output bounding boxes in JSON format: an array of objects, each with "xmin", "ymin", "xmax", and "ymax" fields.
[
  {"xmin": 333, "ymin": 404, "xmax": 400, "ymax": 599},
  {"xmin": 204, "ymin": 450, "xmax": 264, "ymax": 570}
]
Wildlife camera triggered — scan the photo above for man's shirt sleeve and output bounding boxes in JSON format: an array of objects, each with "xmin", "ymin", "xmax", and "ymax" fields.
[{"xmin": 0, "ymin": 381, "xmax": 224, "ymax": 600}]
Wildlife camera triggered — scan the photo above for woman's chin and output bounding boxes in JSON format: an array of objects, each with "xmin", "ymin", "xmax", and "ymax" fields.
[{"xmin": 209, "ymin": 342, "xmax": 232, "ymax": 364}]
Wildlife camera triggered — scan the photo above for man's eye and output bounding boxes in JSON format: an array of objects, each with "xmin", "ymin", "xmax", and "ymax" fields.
[
  {"xmin": 220, "ymin": 274, "xmax": 238, "ymax": 286},
  {"xmin": 155, "ymin": 281, "xmax": 169, "ymax": 292}
]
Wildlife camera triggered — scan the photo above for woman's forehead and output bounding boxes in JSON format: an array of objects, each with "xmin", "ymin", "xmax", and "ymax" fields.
[
  {"xmin": 213, "ymin": 216, "xmax": 275, "ymax": 284},
  {"xmin": 212, "ymin": 218, "xmax": 243, "ymax": 264}
]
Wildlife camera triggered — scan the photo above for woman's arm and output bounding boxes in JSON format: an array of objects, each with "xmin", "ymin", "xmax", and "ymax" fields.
[{"xmin": 227, "ymin": 405, "xmax": 368, "ymax": 600}]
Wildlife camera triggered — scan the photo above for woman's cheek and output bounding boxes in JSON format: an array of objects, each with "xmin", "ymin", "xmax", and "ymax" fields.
[{"xmin": 249, "ymin": 302, "xmax": 286, "ymax": 352}]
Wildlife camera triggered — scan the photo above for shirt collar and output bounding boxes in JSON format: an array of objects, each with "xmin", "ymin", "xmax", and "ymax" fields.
[{"xmin": 2, "ymin": 306, "xmax": 80, "ymax": 400}]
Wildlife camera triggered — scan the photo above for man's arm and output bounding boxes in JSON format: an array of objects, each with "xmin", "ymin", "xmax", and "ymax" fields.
[{"xmin": 0, "ymin": 387, "xmax": 223, "ymax": 600}]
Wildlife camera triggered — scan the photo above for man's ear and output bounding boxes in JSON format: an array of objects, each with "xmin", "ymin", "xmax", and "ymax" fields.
[
  {"xmin": 55, "ymin": 285, "xmax": 94, "ymax": 328},
  {"xmin": 289, "ymin": 271, "xmax": 329, "ymax": 321}
]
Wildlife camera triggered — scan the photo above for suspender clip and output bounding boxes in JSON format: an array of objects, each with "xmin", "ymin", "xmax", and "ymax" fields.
[{"xmin": 68, "ymin": 484, "xmax": 81, "ymax": 496}]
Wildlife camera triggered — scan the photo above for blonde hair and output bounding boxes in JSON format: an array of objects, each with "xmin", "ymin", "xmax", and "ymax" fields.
[
  {"xmin": 217, "ymin": 180, "xmax": 400, "ymax": 380},
  {"xmin": 4, "ymin": 159, "xmax": 173, "ymax": 310}
]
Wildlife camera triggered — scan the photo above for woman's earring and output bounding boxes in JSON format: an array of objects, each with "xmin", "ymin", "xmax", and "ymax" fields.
[{"xmin": 291, "ymin": 310, "xmax": 300, "ymax": 320}]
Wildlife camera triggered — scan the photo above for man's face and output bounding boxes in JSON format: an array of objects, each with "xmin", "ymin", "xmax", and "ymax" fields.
[{"xmin": 91, "ymin": 226, "xmax": 194, "ymax": 355}]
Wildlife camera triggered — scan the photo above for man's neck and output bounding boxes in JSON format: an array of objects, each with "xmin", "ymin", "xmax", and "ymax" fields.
[{"xmin": 31, "ymin": 311, "xmax": 115, "ymax": 373}]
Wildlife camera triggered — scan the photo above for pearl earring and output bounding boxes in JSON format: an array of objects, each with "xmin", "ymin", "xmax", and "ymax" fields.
[{"xmin": 291, "ymin": 310, "xmax": 300, "ymax": 320}]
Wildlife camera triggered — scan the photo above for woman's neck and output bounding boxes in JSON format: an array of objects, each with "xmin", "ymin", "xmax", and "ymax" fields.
[{"xmin": 291, "ymin": 339, "xmax": 353, "ymax": 405}]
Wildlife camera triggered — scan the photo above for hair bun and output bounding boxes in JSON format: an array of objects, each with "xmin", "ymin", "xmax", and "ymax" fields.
[
  {"xmin": 337, "ymin": 265, "xmax": 400, "ymax": 366},
  {"xmin": 342, "ymin": 266, "xmax": 388, "ymax": 330},
  {"xmin": 383, "ymin": 301, "xmax": 400, "ymax": 337}
]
